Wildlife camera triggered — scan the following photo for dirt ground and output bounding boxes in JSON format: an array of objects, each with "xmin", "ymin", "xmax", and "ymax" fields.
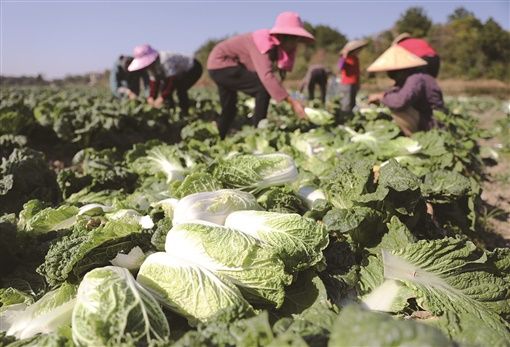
[
  {"xmin": 481, "ymin": 154, "xmax": 510, "ymax": 247},
  {"xmin": 476, "ymin": 102, "xmax": 510, "ymax": 248}
]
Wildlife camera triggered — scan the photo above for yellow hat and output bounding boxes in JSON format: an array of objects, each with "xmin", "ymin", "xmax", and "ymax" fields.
[{"xmin": 367, "ymin": 45, "xmax": 427, "ymax": 72}]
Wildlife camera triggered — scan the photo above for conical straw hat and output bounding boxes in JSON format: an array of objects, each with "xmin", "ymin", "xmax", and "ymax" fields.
[
  {"xmin": 392, "ymin": 32, "xmax": 411, "ymax": 45},
  {"xmin": 367, "ymin": 45, "xmax": 427, "ymax": 72},
  {"xmin": 341, "ymin": 40, "xmax": 368, "ymax": 55}
]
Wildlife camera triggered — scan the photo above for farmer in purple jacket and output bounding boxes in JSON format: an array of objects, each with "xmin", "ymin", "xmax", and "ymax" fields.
[
  {"xmin": 367, "ymin": 45, "xmax": 445, "ymax": 136},
  {"xmin": 207, "ymin": 12, "xmax": 315, "ymax": 138}
]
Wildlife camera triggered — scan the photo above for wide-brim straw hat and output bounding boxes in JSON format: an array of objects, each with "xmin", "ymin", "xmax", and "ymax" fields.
[
  {"xmin": 367, "ymin": 45, "xmax": 427, "ymax": 72},
  {"xmin": 392, "ymin": 32, "xmax": 411, "ymax": 45},
  {"xmin": 341, "ymin": 40, "xmax": 368, "ymax": 55},
  {"xmin": 269, "ymin": 12, "xmax": 315, "ymax": 42},
  {"xmin": 128, "ymin": 44, "xmax": 159, "ymax": 72}
]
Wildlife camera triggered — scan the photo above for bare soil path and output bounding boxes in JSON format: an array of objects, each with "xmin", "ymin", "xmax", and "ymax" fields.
[{"xmin": 476, "ymin": 100, "xmax": 510, "ymax": 248}]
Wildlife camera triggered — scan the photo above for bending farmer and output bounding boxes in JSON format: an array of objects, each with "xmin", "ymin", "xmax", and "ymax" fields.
[
  {"xmin": 299, "ymin": 64, "xmax": 330, "ymax": 104},
  {"xmin": 110, "ymin": 55, "xmax": 149, "ymax": 99},
  {"xmin": 207, "ymin": 12, "xmax": 315, "ymax": 138},
  {"xmin": 128, "ymin": 44, "xmax": 202, "ymax": 115}
]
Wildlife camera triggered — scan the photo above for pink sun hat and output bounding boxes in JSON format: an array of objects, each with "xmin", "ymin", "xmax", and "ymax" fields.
[
  {"xmin": 128, "ymin": 44, "xmax": 159, "ymax": 71},
  {"xmin": 269, "ymin": 12, "xmax": 315, "ymax": 42}
]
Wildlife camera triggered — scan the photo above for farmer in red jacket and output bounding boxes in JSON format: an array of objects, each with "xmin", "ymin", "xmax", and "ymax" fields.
[
  {"xmin": 393, "ymin": 33, "xmax": 440, "ymax": 78},
  {"xmin": 207, "ymin": 12, "xmax": 315, "ymax": 138},
  {"xmin": 338, "ymin": 40, "xmax": 368, "ymax": 113}
]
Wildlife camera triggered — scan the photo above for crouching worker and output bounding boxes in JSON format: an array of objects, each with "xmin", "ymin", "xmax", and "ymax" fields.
[
  {"xmin": 366, "ymin": 45, "xmax": 445, "ymax": 136},
  {"xmin": 110, "ymin": 55, "xmax": 149, "ymax": 99},
  {"xmin": 299, "ymin": 64, "xmax": 331, "ymax": 104},
  {"xmin": 128, "ymin": 44, "xmax": 202, "ymax": 115},
  {"xmin": 207, "ymin": 12, "xmax": 315, "ymax": 139}
]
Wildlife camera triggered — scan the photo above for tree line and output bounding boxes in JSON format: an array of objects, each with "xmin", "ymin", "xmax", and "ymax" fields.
[
  {"xmin": 196, "ymin": 6, "xmax": 510, "ymax": 82},
  {"xmin": 2, "ymin": 6, "xmax": 508, "ymax": 86}
]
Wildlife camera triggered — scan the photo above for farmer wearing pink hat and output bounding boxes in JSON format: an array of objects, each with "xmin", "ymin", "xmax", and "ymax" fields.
[
  {"xmin": 128, "ymin": 44, "xmax": 202, "ymax": 115},
  {"xmin": 207, "ymin": 12, "xmax": 315, "ymax": 138}
]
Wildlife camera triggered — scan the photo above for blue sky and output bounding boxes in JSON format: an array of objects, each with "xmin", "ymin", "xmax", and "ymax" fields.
[{"xmin": 1, "ymin": 1, "xmax": 509, "ymax": 78}]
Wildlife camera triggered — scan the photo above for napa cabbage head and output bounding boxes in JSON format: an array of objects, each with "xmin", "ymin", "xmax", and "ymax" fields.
[
  {"xmin": 1, "ymin": 282, "xmax": 76, "ymax": 340},
  {"xmin": 151, "ymin": 198, "xmax": 179, "ymax": 219},
  {"xmin": 165, "ymin": 222, "xmax": 292, "ymax": 308},
  {"xmin": 137, "ymin": 252, "xmax": 254, "ymax": 325},
  {"xmin": 106, "ymin": 209, "xmax": 154, "ymax": 229},
  {"xmin": 224, "ymin": 210, "xmax": 329, "ymax": 272},
  {"xmin": 17, "ymin": 202, "xmax": 113, "ymax": 236},
  {"xmin": 212, "ymin": 153, "xmax": 298, "ymax": 190},
  {"xmin": 130, "ymin": 145, "xmax": 186, "ymax": 183},
  {"xmin": 380, "ymin": 239, "xmax": 510, "ymax": 346},
  {"xmin": 304, "ymin": 107, "xmax": 335, "ymax": 126},
  {"xmin": 290, "ymin": 129, "xmax": 333, "ymax": 158},
  {"xmin": 172, "ymin": 189, "xmax": 261, "ymax": 226},
  {"xmin": 72, "ymin": 266, "xmax": 169, "ymax": 346},
  {"xmin": 296, "ymin": 185, "xmax": 327, "ymax": 209},
  {"xmin": 109, "ymin": 246, "xmax": 147, "ymax": 271}
]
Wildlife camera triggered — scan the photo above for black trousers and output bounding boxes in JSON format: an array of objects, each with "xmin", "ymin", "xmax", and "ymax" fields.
[
  {"xmin": 308, "ymin": 69, "xmax": 328, "ymax": 104},
  {"xmin": 209, "ymin": 66, "xmax": 270, "ymax": 139},
  {"xmin": 167, "ymin": 59, "xmax": 203, "ymax": 115},
  {"xmin": 423, "ymin": 55, "xmax": 440, "ymax": 78}
]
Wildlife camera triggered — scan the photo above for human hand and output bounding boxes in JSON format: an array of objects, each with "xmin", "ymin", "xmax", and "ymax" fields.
[
  {"xmin": 154, "ymin": 96, "xmax": 164, "ymax": 108},
  {"xmin": 288, "ymin": 97, "xmax": 307, "ymax": 120},
  {"xmin": 368, "ymin": 93, "xmax": 384, "ymax": 105},
  {"xmin": 128, "ymin": 90, "xmax": 137, "ymax": 100},
  {"xmin": 147, "ymin": 97, "xmax": 155, "ymax": 106}
]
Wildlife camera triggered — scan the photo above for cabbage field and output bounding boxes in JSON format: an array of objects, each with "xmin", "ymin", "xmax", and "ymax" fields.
[{"xmin": 0, "ymin": 87, "xmax": 509, "ymax": 347}]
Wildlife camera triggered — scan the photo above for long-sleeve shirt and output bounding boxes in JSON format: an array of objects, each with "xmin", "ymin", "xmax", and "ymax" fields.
[
  {"xmin": 110, "ymin": 56, "xmax": 149, "ymax": 98},
  {"xmin": 149, "ymin": 52, "xmax": 194, "ymax": 99},
  {"xmin": 338, "ymin": 55, "xmax": 360, "ymax": 85},
  {"xmin": 382, "ymin": 73, "xmax": 444, "ymax": 130},
  {"xmin": 158, "ymin": 52, "xmax": 195, "ymax": 78},
  {"xmin": 398, "ymin": 38, "xmax": 437, "ymax": 58},
  {"xmin": 207, "ymin": 33, "xmax": 289, "ymax": 102}
]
